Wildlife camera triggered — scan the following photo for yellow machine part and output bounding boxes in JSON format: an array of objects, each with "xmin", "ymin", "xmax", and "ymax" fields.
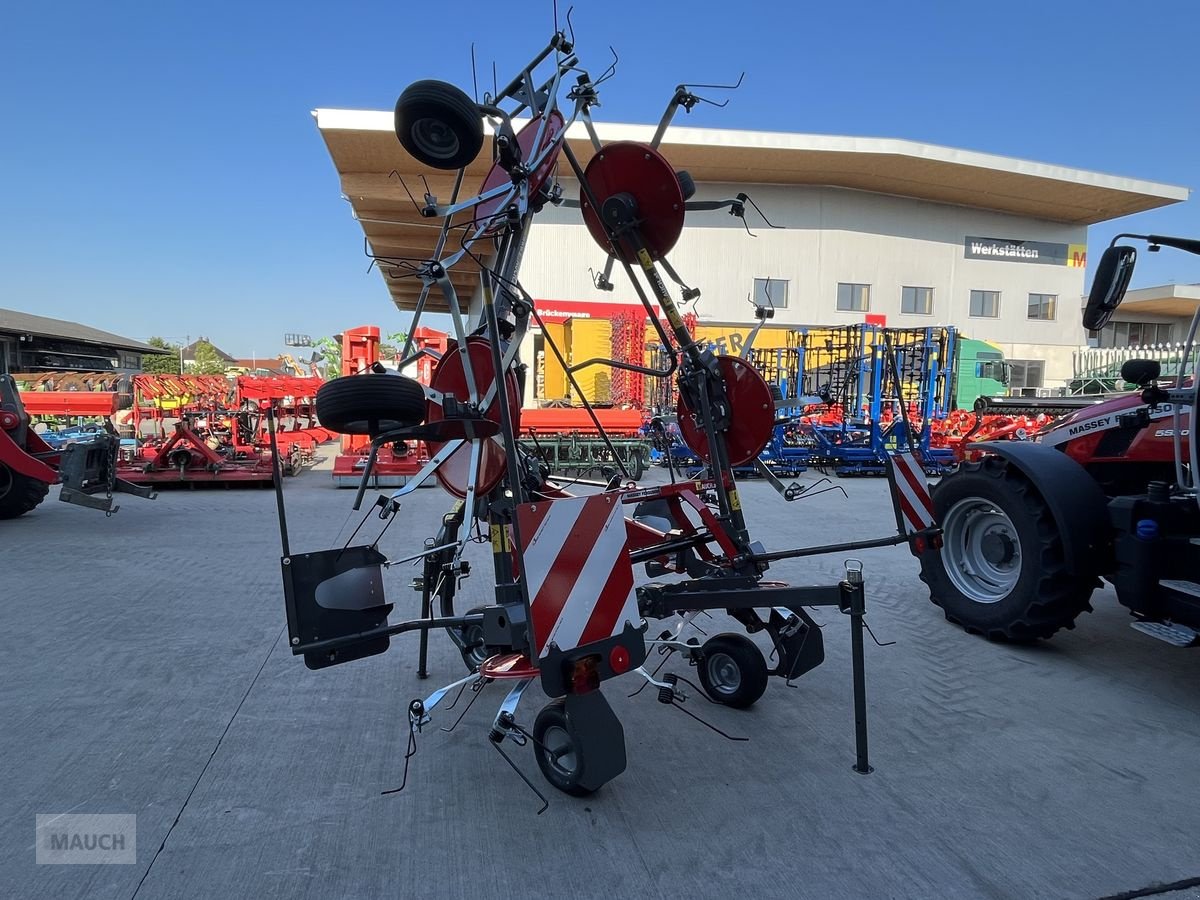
[
  {"xmin": 540, "ymin": 321, "xmax": 567, "ymax": 400},
  {"xmin": 566, "ymin": 318, "xmax": 612, "ymax": 404}
]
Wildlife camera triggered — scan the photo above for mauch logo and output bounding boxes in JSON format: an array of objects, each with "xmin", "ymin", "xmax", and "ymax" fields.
[{"xmin": 36, "ymin": 814, "xmax": 136, "ymax": 865}]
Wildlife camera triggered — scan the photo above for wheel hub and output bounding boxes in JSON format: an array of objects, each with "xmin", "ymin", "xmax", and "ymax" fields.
[
  {"xmin": 412, "ymin": 117, "xmax": 460, "ymax": 159},
  {"xmin": 941, "ymin": 497, "xmax": 1023, "ymax": 604},
  {"xmin": 706, "ymin": 652, "xmax": 742, "ymax": 694},
  {"xmin": 980, "ymin": 530, "xmax": 1016, "ymax": 566}
]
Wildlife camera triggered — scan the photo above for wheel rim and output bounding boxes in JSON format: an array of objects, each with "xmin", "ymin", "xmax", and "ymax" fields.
[
  {"xmin": 941, "ymin": 497, "xmax": 1023, "ymax": 603},
  {"xmin": 541, "ymin": 725, "xmax": 577, "ymax": 778},
  {"xmin": 410, "ymin": 117, "xmax": 460, "ymax": 161},
  {"xmin": 0, "ymin": 465, "xmax": 11, "ymax": 501},
  {"xmin": 705, "ymin": 651, "xmax": 742, "ymax": 695}
]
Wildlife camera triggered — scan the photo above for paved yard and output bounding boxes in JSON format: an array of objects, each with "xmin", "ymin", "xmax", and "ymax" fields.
[{"xmin": 3, "ymin": 460, "xmax": 1199, "ymax": 899}]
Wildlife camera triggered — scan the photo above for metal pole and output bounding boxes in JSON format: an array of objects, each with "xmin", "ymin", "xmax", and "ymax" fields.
[
  {"xmin": 266, "ymin": 406, "xmax": 290, "ymax": 559},
  {"xmin": 842, "ymin": 577, "xmax": 872, "ymax": 775}
]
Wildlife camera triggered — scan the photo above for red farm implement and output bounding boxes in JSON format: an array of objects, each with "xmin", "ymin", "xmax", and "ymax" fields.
[
  {"xmin": 0, "ymin": 374, "xmax": 154, "ymax": 517},
  {"xmin": 331, "ymin": 326, "xmax": 443, "ymax": 487},
  {"xmin": 274, "ymin": 29, "xmax": 945, "ymax": 808},
  {"xmin": 119, "ymin": 374, "xmax": 278, "ymax": 485}
]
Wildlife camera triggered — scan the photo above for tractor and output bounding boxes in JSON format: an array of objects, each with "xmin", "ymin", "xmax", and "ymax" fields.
[
  {"xmin": 919, "ymin": 234, "xmax": 1200, "ymax": 646},
  {"xmin": 0, "ymin": 374, "xmax": 155, "ymax": 517}
]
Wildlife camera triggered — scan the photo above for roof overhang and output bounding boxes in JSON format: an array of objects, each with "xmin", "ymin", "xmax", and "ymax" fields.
[
  {"xmin": 1117, "ymin": 283, "xmax": 1200, "ymax": 318},
  {"xmin": 314, "ymin": 108, "xmax": 1190, "ymax": 312}
]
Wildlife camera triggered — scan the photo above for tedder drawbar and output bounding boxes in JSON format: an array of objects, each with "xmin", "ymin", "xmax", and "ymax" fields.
[{"xmin": 273, "ymin": 28, "xmax": 940, "ymax": 807}]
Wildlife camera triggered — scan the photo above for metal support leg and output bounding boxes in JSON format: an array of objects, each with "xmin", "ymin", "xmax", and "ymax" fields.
[{"xmin": 841, "ymin": 571, "xmax": 872, "ymax": 775}]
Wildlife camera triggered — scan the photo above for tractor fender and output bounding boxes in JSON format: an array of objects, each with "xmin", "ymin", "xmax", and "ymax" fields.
[
  {"xmin": 0, "ymin": 423, "xmax": 58, "ymax": 484},
  {"xmin": 971, "ymin": 441, "xmax": 1109, "ymax": 576}
]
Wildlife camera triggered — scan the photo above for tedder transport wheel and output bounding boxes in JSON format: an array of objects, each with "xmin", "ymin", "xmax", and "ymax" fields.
[
  {"xmin": 315, "ymin": 374, "xmax": 425, "ymax": 435},
  {"xmin": 394, "ymin": 80, "xmax": 484, "ymax": 170},
  {"xmin": 695, "ymin": 633, "xmax": 769, "ymax": 709},
  {"xmin": 918, "ymin": 456, "xmax": 1094, "ymax": 641},
  {"xmin": 0, "ymin": 465, "xmax": 51, "ymax": 520},
  {"xmin": 532, "ymin": 699, "xmax": 594, "ymax": 797}
]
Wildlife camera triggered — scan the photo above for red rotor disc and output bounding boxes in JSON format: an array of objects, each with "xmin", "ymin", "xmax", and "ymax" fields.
[
  {"xmin": 676, "ymin": 356, "xmax": 774, "ymax": 467},
  {"xmin": 476, "ymin": 111, "xmax": 566, "ymax": 236},
  {"xmin": 580, "ymin": 141, "xmax": 685, "ymax": 262},
  {"xmin": 425, "ymin": 337, "xmax": 521, "ymax": 499}
]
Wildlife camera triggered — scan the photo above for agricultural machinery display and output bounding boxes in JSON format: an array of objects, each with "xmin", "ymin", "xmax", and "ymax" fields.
[
  {"xmin": 0, "ymin": 374, "xmax": 154, "ymax": 517},
  {"xmin": 920, "ymin": 233, "xmax": 1200, "ymax": 646},
  {"xmin": 279, "ymin": 27, "xmax": 939, "ymax": 805},
  {"xmin": 117, "ymin": 373, "xmax": 331, "ymax": 485}
]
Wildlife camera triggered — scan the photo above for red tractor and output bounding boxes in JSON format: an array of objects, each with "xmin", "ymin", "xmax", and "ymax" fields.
[
  {"xmin": 919, "ymin": 234, "xmax": 1200, "ymax": 646},
  {"xmin": 0, "ymin": 374, "xmax": 154, "ymax": 517}
]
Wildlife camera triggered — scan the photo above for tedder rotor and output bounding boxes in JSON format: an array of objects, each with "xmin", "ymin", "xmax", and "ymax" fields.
[{"xmin": 273, "ymin": 27, "xmax": 940, "ymax": 807}]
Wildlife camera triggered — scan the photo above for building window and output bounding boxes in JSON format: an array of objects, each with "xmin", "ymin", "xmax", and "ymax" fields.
[
  {"xmin": 1008, "ymin": 359, "xmax": 1045, "ymax": 397},
  {"xmin": 1027, "ymin": 293, "xmax": 1057, "ymax": 321},
  {"xmin": 969, "ymin": 290, "xmax": 1000, "ymax": 318},
  {"xmin": 1097, "ymin": 321, "xmax": 1175, "ymax": 348},
  {"xmin": 753, "ymin": 278, "xmax": 789, "ymax": 309},
  {"xmin": 836, "ymin": 282, "xmax": 870, "ymax": 312},
  {"xmin": 901, "ymin": 286, "xmax": 933, "ymax": 315}
]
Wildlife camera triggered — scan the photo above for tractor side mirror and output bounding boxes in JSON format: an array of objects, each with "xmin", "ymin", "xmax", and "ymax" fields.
[{"xmin": 1083, "ymin": 245, "xmax": 1137, "ymax": 331}]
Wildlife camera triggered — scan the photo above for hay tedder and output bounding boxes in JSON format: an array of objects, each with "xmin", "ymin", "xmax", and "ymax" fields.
[{"xmin": 276, "ymin": 28, "xmax": 939, "ymax": 805}]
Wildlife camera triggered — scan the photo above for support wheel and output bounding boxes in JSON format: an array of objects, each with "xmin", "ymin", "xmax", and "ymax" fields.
[
  {"xmin": 532, "ymin": 699, "xmax": 595, "ymax": 796},
  {"xmin": 0, "ymin": 465, "xmax": 51, "ymax": 519},
  {"xmin": 315, "ymin": 374, "xmax": 425, "ymax": 435},
  {"xmin": 394, "ymin": 80, "xmax": 484, "ymax": 170},
  {"xmin": 626, "ymin": 449, "xmax": 645, "ymax": 481},
  {"xmin": 696, "ymin": 634, "xmax": 768, "ymax": 709},
  {"xmin": 918, "ymin": 456, "xmax": 1094, "ymax": 641}
]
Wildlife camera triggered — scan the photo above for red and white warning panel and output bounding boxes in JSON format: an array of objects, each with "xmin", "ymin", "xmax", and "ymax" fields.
[
  {"xmin": 517, "ymin": 494, "xmax": 640, "ymax": 658},
  {"xmin": 887, "ymin": 451, "xmax": 936, "ymax": 534}
]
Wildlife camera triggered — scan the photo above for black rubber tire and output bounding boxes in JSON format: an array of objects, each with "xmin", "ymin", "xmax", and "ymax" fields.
[
  {"xmin": 695, "ymin": 633, "xmax": 769, "ymax": 709},
  {"xmin": 0, "ymin": 465, "xmax": 51, "ymax": 519},
  {"xmin": 918, "ymin": 456, "xmax": 1094, "ymax": 641},
  {"xmin": 532, "ymin": 699, "xmax": 595, "ymax": 797},
  {"xmin": 675, "ymin": 170, "xmax": 696, "ymax": 201},
  {"xmin": 626, "ymin": 449, "xmax": 645, "ymax": 481},
  {"xmin": 315, "ymin": 374, "xmax": 425, "ymax": 435},
  {"xmin": 394, "ymin": 80, "xmax": 484, "ymax": 170}
]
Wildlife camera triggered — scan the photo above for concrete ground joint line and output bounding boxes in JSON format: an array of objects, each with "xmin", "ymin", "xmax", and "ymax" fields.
[{"xmin": 128, "ymin": 625, "xmax": 287, "ymax": 900}]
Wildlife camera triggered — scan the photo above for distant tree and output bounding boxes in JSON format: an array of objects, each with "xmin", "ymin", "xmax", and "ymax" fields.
[
  {"xmin": 188, "ymin": 340, "xmax": 228, "ymax": 375},
  {"xmin": 313, "ymin": 336, "xmax": 342, "ymax": 380},
  {"xmin": 143, "ymin": 337, "xmax": 182, "ymax": 374},
  {"xmin": 378, "ymin": 331, "xmax": 409, "ymax": 361}
]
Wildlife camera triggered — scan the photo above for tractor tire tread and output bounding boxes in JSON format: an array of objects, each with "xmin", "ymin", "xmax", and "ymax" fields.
[{"xmin": 917, "ymin": 457, "xmax": 1094, "ymax": 642}]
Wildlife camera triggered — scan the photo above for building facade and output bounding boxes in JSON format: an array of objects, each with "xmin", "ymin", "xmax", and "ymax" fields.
[{"xmin": 316, "ymin": 110, "xmax": 1189, "ymax": 404}]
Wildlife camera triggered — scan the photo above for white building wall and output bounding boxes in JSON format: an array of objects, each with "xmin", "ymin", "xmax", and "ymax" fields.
[{"xmin": 520, "ymin": 181, "xmax": 1091, "ymax": 388}]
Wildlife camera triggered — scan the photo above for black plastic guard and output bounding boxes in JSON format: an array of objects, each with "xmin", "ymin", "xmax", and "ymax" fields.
[
  {"xmin": 281, "ymin": 545, "xmax": 393, "ymax": 670},
  {"xmin": 564, "ymin": 689, "xmax": 627, "ymax": 792},
  {"xmin": 772, "ymin": 606, "xmax": 825, "ymax": 681}
]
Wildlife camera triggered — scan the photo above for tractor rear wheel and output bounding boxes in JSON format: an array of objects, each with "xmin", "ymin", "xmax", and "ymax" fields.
[
  {"xmin": 0, "ymin": 465, "xmax": 51, "ymax": 519},
  {"xmin": 918, "ymin": 456, "xmax": 1094, "ymax": 641}
]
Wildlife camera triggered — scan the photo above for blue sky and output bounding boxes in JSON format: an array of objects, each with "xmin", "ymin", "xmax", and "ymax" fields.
[{"xmin": 2, "ymin": 0, "xmax": 1197, "ymax": 356}]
